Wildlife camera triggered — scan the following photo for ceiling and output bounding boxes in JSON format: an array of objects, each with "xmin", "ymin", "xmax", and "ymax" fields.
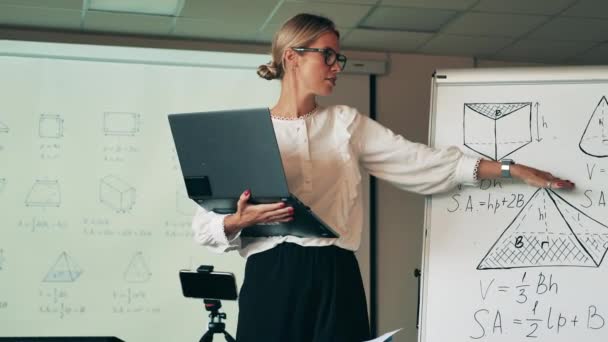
[{"xmin": 0, "ymin": 0, "xmax": 607, "ymax": 65}]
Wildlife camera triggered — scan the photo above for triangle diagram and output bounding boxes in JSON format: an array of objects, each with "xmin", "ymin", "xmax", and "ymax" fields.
[
  {"xmin": 0, "ymin": 120, "xmax": 8, "ymax": 133},
  {"xmin": 478, "ymin": 188, "xmax": 608, "ymax": 270},
  {"xmin": 580, "ymin": 96, "xmax": 608, "ymax": 158},
  {"xmin": 124, "ymin": 251, "xmax": 151, "ymax": 283},
  {"xmin": 43, "ymin": 252, "xmax": 83, "ymax": 282}
]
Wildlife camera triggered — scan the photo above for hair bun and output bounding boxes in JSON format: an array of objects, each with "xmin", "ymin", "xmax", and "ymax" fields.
[{"xmin": 257, "ymin": 62, "xmax": 279, "ymax": 80}]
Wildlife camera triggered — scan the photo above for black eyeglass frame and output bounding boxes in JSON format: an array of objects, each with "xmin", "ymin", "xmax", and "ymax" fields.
[{"xmin": 291, "ymin": 47, "xmax": 347, "ymax": 70}]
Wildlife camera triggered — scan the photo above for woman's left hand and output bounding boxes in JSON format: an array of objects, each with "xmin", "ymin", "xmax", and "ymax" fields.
[{"xmin": 511, "ymin": 164, "xmax": 575, "ymax": 189}]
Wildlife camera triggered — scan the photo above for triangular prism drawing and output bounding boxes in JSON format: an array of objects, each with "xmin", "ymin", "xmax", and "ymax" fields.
[
  {"xmin": 464, "ymin": 102, "xmax": 532, "ymax": 161},
  {"xmin": 478, "ymin": 188, "xmax": 608, "ymax": 270},
  {"xmin": 580, "ymin": 96, "xmax": 608, "ymax": 158},
  {"xmin": 124, "ymin": 251, "xmax": 152, "ymax": 283},
  {"xmin": 0, "ymin": 121, "xmax": 8, "ymax": 133},
  {"xmin": 43, "ymin": 252, "xmax": 83, "ymax": 282}
]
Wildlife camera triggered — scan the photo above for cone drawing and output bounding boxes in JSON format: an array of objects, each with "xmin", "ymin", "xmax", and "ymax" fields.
[{"xmin": 580, "ymin": 96, "xmax": 608, "ymax": 158}]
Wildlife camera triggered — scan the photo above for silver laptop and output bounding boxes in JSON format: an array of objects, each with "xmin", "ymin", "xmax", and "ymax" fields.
[{"xmin": 168, "ymin": 108, "xmax": 339, "ymax": 239}]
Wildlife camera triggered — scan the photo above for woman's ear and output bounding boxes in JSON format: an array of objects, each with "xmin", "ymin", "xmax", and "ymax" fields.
[{"xmin": 283, "ymin": 48, "xmax": 298, "ymax": 70}]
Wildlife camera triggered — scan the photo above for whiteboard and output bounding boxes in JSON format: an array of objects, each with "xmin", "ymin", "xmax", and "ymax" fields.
[
  {"xmin": 0, "ymin": 40, "xmax": 371, "ymax": 341},
  {"xmin": 420, "ymin": 66, "xmax": 608, "ymax": 342}
]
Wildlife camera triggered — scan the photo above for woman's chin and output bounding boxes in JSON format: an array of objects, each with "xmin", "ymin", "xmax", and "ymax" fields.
[{"xmin": 317, "ymin": 85, "xmax": 335, "ymax": 96}]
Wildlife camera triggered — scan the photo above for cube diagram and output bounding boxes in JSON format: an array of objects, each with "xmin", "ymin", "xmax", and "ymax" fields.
[
  {"xmin": 100, "ymin": 175, "xmax": 135, "ymax": 212},
  {"xmin": 39, "ymin": 114, "xmax": 64, "ymax": 138},
  {"xmin": 464, "ymin": 102, "xmax": 532, "ymax": 161}
]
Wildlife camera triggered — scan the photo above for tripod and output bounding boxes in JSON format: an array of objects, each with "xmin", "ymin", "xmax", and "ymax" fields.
[{"xmin": 199, "ymin": 299, "xmax": 236, "ymax": 342}]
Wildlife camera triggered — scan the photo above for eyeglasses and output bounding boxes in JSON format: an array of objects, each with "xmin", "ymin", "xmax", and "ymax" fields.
[{"xmin": 291, "ymin": 47, "xmax": 347, "ymax": 71}]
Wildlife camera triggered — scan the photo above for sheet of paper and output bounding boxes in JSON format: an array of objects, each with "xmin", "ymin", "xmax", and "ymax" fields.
[{"xmin": 362, "ymin": 328, "xmax": 402, "ymax": 342}]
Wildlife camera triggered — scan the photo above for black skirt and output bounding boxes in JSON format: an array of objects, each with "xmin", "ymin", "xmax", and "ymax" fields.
[{"xmin": 236, "ymin": 242, "xmax": 370, "ymax": 342}]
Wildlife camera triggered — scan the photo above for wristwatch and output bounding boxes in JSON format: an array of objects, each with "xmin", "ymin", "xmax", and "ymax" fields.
[{"xmin": 500, "ymin": 159, "xmax": 515, "ymax": 178}]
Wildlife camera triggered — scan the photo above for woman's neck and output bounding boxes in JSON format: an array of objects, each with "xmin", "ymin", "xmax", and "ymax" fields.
[{"xmin": 271, "ymin": 78, "xmax": 317, "ymax": 119}]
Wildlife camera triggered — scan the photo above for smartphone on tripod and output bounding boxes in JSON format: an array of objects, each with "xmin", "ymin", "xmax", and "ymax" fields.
[
  {"xmin": 179, "ymin": 265, "xmax": 238, "ymax": 342},
  {"xmin": 179, "ymin": 268, "xmax": 237, "ymax": 300}
]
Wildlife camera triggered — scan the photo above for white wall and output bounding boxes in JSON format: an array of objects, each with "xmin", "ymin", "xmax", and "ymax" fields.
[{"xmin": 375, "ymin": 53, "xmax": 473, "ymax": 341}]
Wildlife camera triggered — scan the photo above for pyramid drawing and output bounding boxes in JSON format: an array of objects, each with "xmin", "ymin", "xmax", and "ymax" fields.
[
  {"xmin": 464, "ymin": 102, "xmax": 532, "ymax": 161},
  {"xmin": 124, "ymin": 251, "xmax": 152, "ymax": 283},
  {"xmin": 478, "ymin": 188, "xmax": 608, "ymax": 270},
  {"xmin": 43, "ymin": 252, "xmax": 83, "ymax": 282},
  {"xmin": 580, "ymin": 96, "xmax": 608, "ymax": 158}
]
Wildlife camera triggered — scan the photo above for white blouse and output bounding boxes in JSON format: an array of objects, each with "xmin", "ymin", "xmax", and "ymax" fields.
[{"xmin": 191, "ymin": 105, "xmax": 480, "ymax": 258}]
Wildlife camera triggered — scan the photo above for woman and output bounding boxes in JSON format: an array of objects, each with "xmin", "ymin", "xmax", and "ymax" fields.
[{"xmin": 192, "ymin": 13, "xmax": 574, "ymax": 342}]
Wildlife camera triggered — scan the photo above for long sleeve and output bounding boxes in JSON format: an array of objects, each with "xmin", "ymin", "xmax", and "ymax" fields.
[
  {"xmin": 351, "ymin": 113, "xmax": 480, "ymax": 195},
  {"xmin": 191, "ymin": 207, "xmax": 241, "ymax": 253}
]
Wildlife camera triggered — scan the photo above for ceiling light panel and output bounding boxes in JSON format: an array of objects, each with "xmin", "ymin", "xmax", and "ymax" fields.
[
  {"xmin": 443, "ymin": 12, "xmax": 548, "ymax": 37},
  {"xmin": 89, "ymin": 0, "xmax": 180, "ymax": 16},
  {"xmin": 379, "ymin": 0, "xmax": 478, "ymax": 11},
  {"xmin": 180, "ymin": 0, "xmax": 277, "ymax": 25},
  {"xmin": 268, "ymin": 1, "xmax": 373, "ymax": 28},
  {"xmin": 0, "ymin": 0, "xmax": 82, "ymax": 10},
  {"xmin": 174, "ymin": 18, "xmax": 260, "ymax": 41},
  {"xmin": 0, "ymin": 4, "xmax": 81, "ymax": 29},
  {"xmin": 84, "ymin": 11, "xmax": 173, "ymax": 34},
  {"xmin": 361, "ymin": 6, "xmax": 456, "ymax": 32}
]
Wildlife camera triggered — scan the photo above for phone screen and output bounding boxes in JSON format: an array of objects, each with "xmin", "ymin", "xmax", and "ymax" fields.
[{"xmin": 179, "ymin": 271, "xmax": 238, "ymax": 300}]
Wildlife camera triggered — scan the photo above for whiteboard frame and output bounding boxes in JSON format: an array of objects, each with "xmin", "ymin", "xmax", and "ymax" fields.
[{"xmin": 419, "ymin": 65, "xmax": 608, "ymax": 342}]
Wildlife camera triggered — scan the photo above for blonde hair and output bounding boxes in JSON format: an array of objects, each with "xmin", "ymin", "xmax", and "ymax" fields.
[{"xmin": 257, "ymin": 13, "xmax": 340, "ymax": 80}]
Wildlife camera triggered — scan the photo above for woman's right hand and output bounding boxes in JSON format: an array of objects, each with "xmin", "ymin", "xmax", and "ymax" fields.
[{"xmin": 223, "ymin": 189, "xmax": 294, "ymax": 235}]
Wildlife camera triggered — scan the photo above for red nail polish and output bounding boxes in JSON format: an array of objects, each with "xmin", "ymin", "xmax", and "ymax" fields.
[{"xmin": 244, "ymin": 189, "xmax": 250, "ymax": 196}]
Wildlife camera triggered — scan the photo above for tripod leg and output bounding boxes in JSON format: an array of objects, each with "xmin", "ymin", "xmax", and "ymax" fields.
[
  {"xmin": 200, "ymin": 330, "xmax": 214, "ymax": 342},
  {"xmin": 223, "ymin": 331, "xmax": 236, "ymax": 342}
]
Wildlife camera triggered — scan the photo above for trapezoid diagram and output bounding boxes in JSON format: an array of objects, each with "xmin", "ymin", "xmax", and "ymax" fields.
[
  {"xmin": 39, "ymin": 114, "xmax": 64, "ymax": 138},
  {"xmin": 103, "ymin": 112, "xmax": 140, "ymax": 136},
  {"xmin": 478, "ymin": 188, "xmax": 608, "ymax": 270},
  {"xmin": 580, "ymin": 96, "xmax": 608, "ymax": 158},
  {"xmin": 0, "ymin": 120, "xmax": 8, "ymax": 133},
  {"xmin": 100, "ymin": 175, "xmax": 135, "ymax": 212},
  {"xmin": 464, "ymin": 102, "xmax": 532, "ymax": 161},
  {"xmin": 25, "ymin": 180, "xmax": 61, "ymax": 207},
  {"xmin": 124, "ymin": 251, "xmax": 151, "ymax": 283},
  {"xmin": 43, "ymin": 252, "xmax": 83, "ymax": 282}
]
